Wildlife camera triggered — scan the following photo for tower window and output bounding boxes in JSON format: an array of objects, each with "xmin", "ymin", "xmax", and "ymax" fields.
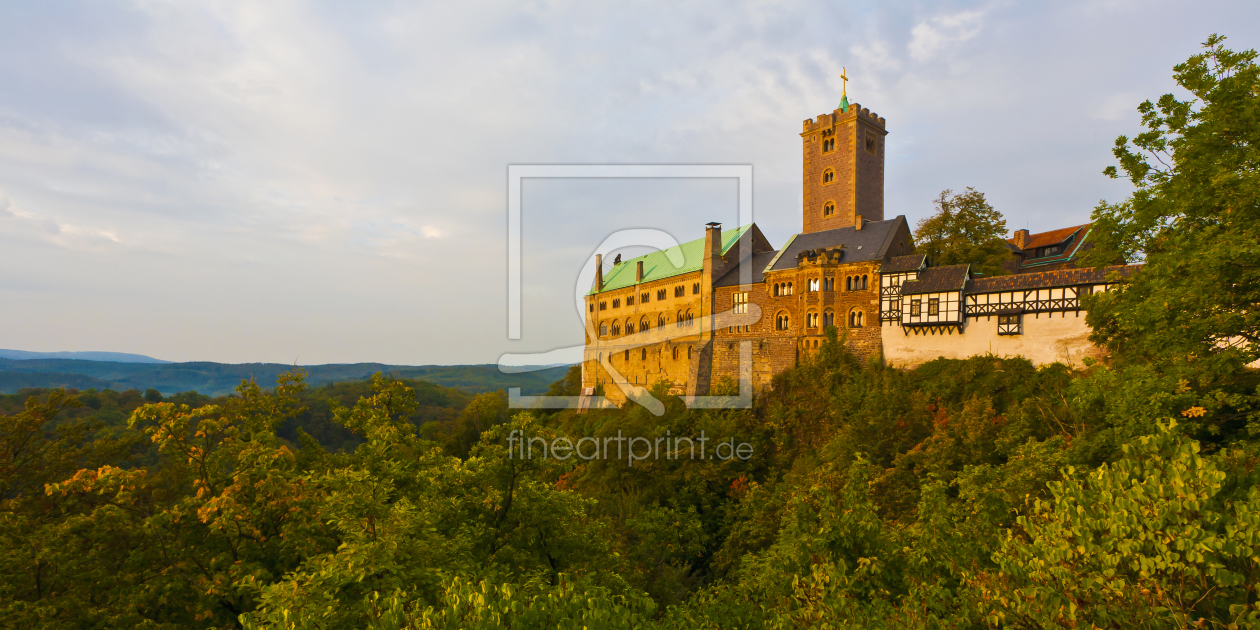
[
  {"xmin": 823, "ymin": 169, "xmax": 834, "ymax": 183},
  {"xmin": 824, "ymin": 203, "xmax": 835, "ymax": 216},
  {"xmin": 823, "ymin": 138, "xmax": 835, "ymax": 152},
  {"xmin": 865, "ymin": 135, "xmax": 877, "ymax": 154}
]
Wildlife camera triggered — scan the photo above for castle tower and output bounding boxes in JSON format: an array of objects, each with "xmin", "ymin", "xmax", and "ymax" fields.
[{"xmin": 800, "ymin": 77, "xmax": 887, "ymax": 233}]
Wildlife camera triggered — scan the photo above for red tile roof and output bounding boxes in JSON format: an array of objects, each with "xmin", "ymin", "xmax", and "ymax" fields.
[{"xmin": 1010, "ymin": 224, "xmax": 1090, "ymax": 250}]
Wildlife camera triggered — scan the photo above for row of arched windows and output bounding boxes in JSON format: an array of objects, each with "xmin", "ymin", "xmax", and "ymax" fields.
[
  {"xmin": 846, "ymin": 275, "xmax": 870, "ymax": 291},
  {"xmin": 773, "ymin": 282, "xmax": 794, "ymax": 296},
  {"xmin": 598, "ymin": 310, "xmax": 695, "ymax": 338},
  {"xmin": 774, "ymin": 308, "xmax": 866, "ymax": 332}
]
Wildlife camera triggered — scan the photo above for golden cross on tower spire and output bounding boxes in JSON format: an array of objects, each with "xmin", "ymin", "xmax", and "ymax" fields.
[{"xmin": 839, "ymin": 67, "xmax": 848, "ymax": 97}]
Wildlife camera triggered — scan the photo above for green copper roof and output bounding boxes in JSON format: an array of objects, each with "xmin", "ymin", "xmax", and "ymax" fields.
[
  {"xmin": 839, "ymin": 94, "xmax": 849, "ymax": 112},
  {"xmin": 589, "ymin": 225, "xmax": 754, "ymax": 295}
]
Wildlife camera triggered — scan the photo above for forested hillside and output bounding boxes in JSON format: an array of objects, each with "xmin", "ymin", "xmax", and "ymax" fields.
[
  {"xmin": 1, "ymin": 37, "xmax": 1257, "ymax": 629},
  {"xmin": 0, "ymin": 358, "xmax": 569, "ymax": 396}
]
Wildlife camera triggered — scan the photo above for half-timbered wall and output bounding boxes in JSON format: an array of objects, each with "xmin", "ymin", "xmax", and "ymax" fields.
[{"xmin": 883, "ymin": 282, "xmax": 1115, "ymax": 368}]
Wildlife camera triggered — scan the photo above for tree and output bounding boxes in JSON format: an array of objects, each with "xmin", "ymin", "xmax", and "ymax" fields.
[
  {"xmin": 913, "ymin": 187, "xmax": 1010, "ymax": 276},
  {"xmin": 1084, "ymin": 35, "xmax": 1260, "ymax": 371}
]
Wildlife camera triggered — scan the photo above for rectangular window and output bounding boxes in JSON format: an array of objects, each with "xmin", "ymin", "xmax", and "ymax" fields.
[
  {"xmin": 928, "ymin": 298, "xmax": 940, "ymax": 316},
  {"xmin": 910, "ymin": 300, "xmax": 921, "ymax": 316},
  {"xmin": 998, "ymin": 314, "xmax": 1022, "ymax": 336},
  {"xmin": 733, "ymin": 292, "xmax": 748, "ymax": 314}
]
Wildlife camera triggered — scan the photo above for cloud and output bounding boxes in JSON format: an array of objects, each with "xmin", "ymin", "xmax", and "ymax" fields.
[
  {"xmin": 0, "ymin": 192, "xmax": 128, "ymax": 252},
  {"xmin": 908, "ymin": 10, "xmax": 985, "ymax": 62}
]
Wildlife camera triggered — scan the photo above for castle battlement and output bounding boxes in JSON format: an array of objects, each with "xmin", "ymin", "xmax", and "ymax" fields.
[{"xmin": 801, "ymin": 103, "xmax": 886, "ymax": 133}]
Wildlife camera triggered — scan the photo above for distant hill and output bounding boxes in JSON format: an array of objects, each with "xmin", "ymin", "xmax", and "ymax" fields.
[
  {"xmin": 0, "ymin": 349, "xmax": 171, "ymax": 363},
  {"xmin": 0, "ymin": 358, "xmax": 571, "ymax": 397}
]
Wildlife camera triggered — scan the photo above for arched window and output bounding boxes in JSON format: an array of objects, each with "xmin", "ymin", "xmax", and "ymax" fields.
[
  {"xmin": 672, "ymin": 347, "xmax": 679, "ymax": 360},
  {"xmin": 687, "ymin": 346, "xmax": 692, "ymax": 359},
  {"xmin": 809, "ymin": 278, "xmax": 819, "ymax": 292},
  {"xmin": 823, "ymin": 310, "xmax": 834, "ymax": 328},
  {"xmin": 641, "ymin": 348, "xmax": 647, "ymax": 360},
  {"xmin": 625, "ymin": 319, "xmax": 635, "ymax": 335},
  {"xmin": 676, "ymin": 310, "xmax": 684, "ymax": 328},
  {"xmin": 775, "ymin": 312, "xmax": 790, "ymax": 331},
  {"xmin": 787, "ymin": 282, "xmax": 793, "ymax": 295},
  {"xmin": 658, "ymin": 313, "xmax": 667, "ymax": 328},
  {"xmin": 898, "ymin": 242, "xmax": 905, "ymax": 255},
  {"xmin": 692, "ymin": 283, "xmax": 700, "ymax": 295},
  {"xmin": 823, "ymin": 169, "xmax": 834, "ymax": 183},
  {"xmin": 599, "ymin": 322, "xmax": 608, "ymax": 336},
  {"xmin": 773, "ymin": 283, "xmax": 780, "ymax": 297},
  {"xmin": 862, "ymin": 275, "xmax": 869, "ymax": 290},
  {"xmin": 849, "ymin": 309, "xmax": 865, "ymax": 328},
  {"xmin": 624, "ymin": 349, "xmax": 630, "ymax": 361},
  {"xmin": 611, "ymin": 321, "xmax": 621, "ymax": 335},
  {"xmin": 685, "ymin": 310, "xmax": 694, "ymax": 327},
  {"xmin": 640, "ymin": 317, "xmax": 650, "ymax": 332},
  {"xmin": 807, "ymin": 312, "xmax": 818, "ymax": 328},
  {"xmin": 824, "ymin": 203, "xmax": 835, "ymax": 216},
  {"xmin": 846, "ymin": 276, "xmax": 853, "ymax": 291}
]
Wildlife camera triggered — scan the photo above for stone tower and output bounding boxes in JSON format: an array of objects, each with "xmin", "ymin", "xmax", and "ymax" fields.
[{"xmin": 800, "ymin": 99, "xmax": 887, "ymax": 233}]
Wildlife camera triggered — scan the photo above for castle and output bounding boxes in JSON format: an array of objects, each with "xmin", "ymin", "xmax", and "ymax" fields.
[{"xmin": 581, "ymin": 89, "xmax": 1137, "ymax": 405}]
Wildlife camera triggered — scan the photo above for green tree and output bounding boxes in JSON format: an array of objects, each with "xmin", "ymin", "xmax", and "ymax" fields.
[
  {"xmin": 1085, "ymin": 35, "xmax": 1260, "ymax": 370},
  {"xmin": 913, "ymin": 187, "xmax": 1010, "ymax": 276}
]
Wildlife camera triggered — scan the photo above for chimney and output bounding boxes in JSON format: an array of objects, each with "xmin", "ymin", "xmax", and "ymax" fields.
[
  {"xmin": 636, "ymin": 260, "xmax": 644, "ymax": 281},
  {"xmin": 1013, "ymin": 229, "xmax": 1030, "ymax": 249},
  {"xmin": 705, "ymin": 222, "xmax": 722, "ymax": 259},
  {"xmin": 854, "ymin": 214, "xmax": 864, "ymax": 230},
  {"xmin": 594, "ymin": 254, "xmax": 603, "ymax": 291}
]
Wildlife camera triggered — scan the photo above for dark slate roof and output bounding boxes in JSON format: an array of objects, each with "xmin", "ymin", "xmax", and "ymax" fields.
[
  {"xmin": 714, "ymin": 250, "xmax": 780, "ymax": 288},
  {"xmin": 881, "ymin": 253, "xmax": 926, "ymax": 273},
  {"xmin": 967, "ymin": 264, "xmax": 1141, "ymax": 293},
  {"xmin": 900, "ymin": 264, "xmax": 970, "ymax": 295},
  {"xmin": 766, "ymin": 217, "xmax": 906, "ymax": 272}
]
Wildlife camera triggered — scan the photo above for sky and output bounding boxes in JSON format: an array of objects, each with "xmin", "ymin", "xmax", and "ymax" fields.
[{"xmin": 0, "ymin": 0, "xmax": 1254, "ymax": 365}]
